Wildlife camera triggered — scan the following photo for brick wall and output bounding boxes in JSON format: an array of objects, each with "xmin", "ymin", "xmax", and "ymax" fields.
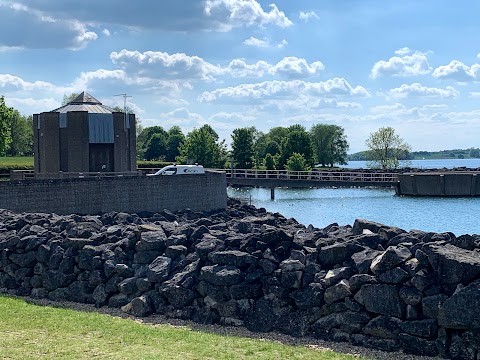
[{"xmin": 0, "ymin": 171, "xmax": 227, "ymax": 214}]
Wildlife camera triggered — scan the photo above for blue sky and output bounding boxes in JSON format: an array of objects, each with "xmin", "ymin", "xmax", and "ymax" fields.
[{"xmin": 1, "ymin": 0, "xmax": 480, "ymax": 153}]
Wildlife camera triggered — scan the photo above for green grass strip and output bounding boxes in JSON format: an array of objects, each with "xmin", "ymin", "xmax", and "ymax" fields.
[{"xmin": 0, "ymin": 296, "xmax": 365, "ymax": 360}]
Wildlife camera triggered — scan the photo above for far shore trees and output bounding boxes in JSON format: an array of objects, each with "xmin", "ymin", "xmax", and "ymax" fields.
[
  {"xmin": 366, "ymin": 127, "xmax": 411, "ymax": 169},
  {"xmin": 310, "ymin": 124, "xmax": 348, "ymax": 167}
]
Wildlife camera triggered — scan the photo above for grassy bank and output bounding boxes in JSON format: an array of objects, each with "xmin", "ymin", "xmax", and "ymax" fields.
[{"xmin": 0, "ymin": 296, "xmax": 363, "ymax": 360}]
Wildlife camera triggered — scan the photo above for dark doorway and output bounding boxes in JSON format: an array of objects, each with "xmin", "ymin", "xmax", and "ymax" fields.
[{"xmin": 89, "ymin": 144, "xmax": 114, "ymax": 172}]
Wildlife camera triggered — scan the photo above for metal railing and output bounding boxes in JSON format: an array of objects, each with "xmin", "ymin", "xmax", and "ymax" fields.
[{"xmin": 10, "ymin": 170, "xmax": 141, "ymax": 181}]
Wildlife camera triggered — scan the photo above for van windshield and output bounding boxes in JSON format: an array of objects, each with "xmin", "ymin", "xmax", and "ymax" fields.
[{"xmin": 162, "ymin": 168, "xmax": 177, "ymax": 175}]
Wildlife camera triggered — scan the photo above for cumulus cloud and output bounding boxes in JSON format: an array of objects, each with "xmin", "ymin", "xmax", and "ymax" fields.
[
  {"xmin": 299, "ymin": 11, "xmax": 319, "ymax": 22},
  {"xmin": 432, "ymin": 60, "xmax": 480, "ymax": 82},
  {"xmin": 199, "ymin": 78, "xmax": 370, "ymax": 103},
  {"xmin": 388, "ymin": 83, "xmax": 459, "ymax": 98},
  {"xmin": 8, "ymin": 0, "xmax": 291, "ymax": 35},
  {"xmin": 244, "ymin": 37, "xmax": 287, "ymax": 48},
  {"xmin": 0, "ymin": 74, "xmax": 70, "ymax": 93},
  {"xmin": 5, "ymin": 97, "xmax": 60, "ymax": 113},
  {"xmin": 0, "ymin": 2, "xmax": 97, "ymax": 49},
  {"xmin": 111, "ymin": 50, "xmax": 325, "ymax": 80},
  {"xmin": 371, "ymin": 48, "xmax": 432, "ymax": 78},
  {"xmin": 102, "ymin": 28, "xmax": 111, "ymax": 36}
]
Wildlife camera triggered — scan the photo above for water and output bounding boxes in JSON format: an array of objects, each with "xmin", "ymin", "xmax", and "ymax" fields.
[
  {"xmin": 344, "ymin": 158, "xmax": 480, "ymax": 169},
  {"xmin": 227, "ymin": 187, "xmax": 480, "ymax": 236}
]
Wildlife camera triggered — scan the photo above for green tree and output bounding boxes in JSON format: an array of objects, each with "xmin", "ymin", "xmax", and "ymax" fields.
[
  {"xmin": 137, "ymin": 126, "xmax": 168, "ymax": 159},
  {"xmin": 231, "ymin": 127, "xmax": 255, "ymax": 168},
  {"xmin": 177, "ymin": 125, "xmax": 227, "ymax": 167},
  {"xmin": 165, "ymin": 126, "xmax": 185, "ymax": 162},
  {"xmin": 62, "ymin": 93, "xmax": 79, "ymax": 105},
  {"xmin": 265, "ymin": 140, "xmax": 281, "ymax": 156},
  {"xmin": 144, "ymin": 133, "xmax": 168, "ymax": 161},
  {"xmin": 310, "ymin": 124, "xmax": 349, "ymax": 167},
  {"xmin": 264, "ymin": 153, "xmax": 276, "ymax": 170},
  {"xmin": 285, "ymin": 153, "xmax": 311, "ymax": 172},
  {"xmin": 0, "ymin": 96, "xmax": 13, "ymax": 155},
  {"xmin": 365, "ymin": 127, "xmax": 412, "ymax": 169},
  {"xmin": 7, "ymin": 112, "xmax": 33, "ymax": 156},
  {"xmin": 280, "ymin": 126, "xmax": 315, "ymax": 169},
  {"xmin": 469, "ymin": 148, "xmax": 480, "ymax": 158}
]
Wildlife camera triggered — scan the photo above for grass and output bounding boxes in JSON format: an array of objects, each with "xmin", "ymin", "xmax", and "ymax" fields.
[{"xmin": 0, "ymin": 296, "xmax": 364, "ymax": 360}]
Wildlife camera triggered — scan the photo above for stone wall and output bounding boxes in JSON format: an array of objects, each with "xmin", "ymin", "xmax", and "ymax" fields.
[
  {"xmin": 0, "ymin": 171, "xmax": 227, "ymax": 214},
  {"xmin": 0, "ymin": 201, "xmax": 479, "ymax": 359},
  {"xmin": 397, "ymin": 173, "xmax": 480, "ymax": 196}
]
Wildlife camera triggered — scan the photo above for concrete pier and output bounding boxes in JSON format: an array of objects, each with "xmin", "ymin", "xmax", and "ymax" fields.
[{"xmin": 396, "ymin": 172, "xmax": 480, "ymax": 196}]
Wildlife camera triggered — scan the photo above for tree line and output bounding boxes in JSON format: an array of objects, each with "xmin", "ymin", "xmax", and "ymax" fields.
[{"xmin": 0, "ymin": 97, "xmax": 33, "ymax": 157}]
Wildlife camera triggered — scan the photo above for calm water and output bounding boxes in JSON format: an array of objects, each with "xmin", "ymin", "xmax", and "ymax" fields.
[
  {"xmin": 344, "ymin": 158, "xmax": 480, "ymax": 169},
  {"xmin": 228, "ymin": 159, "xmax": 480, "ymax": 236}
]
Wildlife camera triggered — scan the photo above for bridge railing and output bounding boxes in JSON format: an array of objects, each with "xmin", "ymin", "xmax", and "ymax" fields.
[{"xmin": 219, "ymin": 169, "xmax": 399, "ymax": 183}]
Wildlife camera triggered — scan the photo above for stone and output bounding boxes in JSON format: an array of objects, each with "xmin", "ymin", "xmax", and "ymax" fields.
[
  {"xmin": 279, "ymin": 259, "xmax": 305, "ymax": 272},
  {"xmin": 146, "ymin": 256, "xmax": 171, "ymax": 283},
  {"xmin": 317, "ymin": 241, "xmax": 363, "ymax": 266},
  {"xmin": 321, "ymin": 267, "xmax": 353, "ymax": 287},
  {"xmin": 399, "ymin": 287, "xmax": 422, "ymax": 306},
  {"xmin": 281, "ymin": 270, "xmax": 303, "ymax": 289},
  {"xmin": 378, "ymin": 267, "xmax": 410, "ymax": 284},
  {"xmin": 370, "ymin": 245, "xmax": 412, "ymax": 275},
  {"xmin": 275, "ymin": 311, "xmax": 309, "ymax": 337},
  {"xmin": 400, "ymin": 319, "xmax": 438, "ymax": 339},
  {"xmin": 162, "ymin": 285, "xmax": 197, "ymax": 309},
  {"xmin": 122, "ymin": 295, "xmax": 153, "ymax": 317},
  {"xmin": 244, "ymin": 299, "xmax": 278, "ymax": 332},
  {"xmin": 9, "ymin": 251, "xmax": 37, "ymax": 268},
  {"xmin": 290, "ymin": 283, "xmax": 325, "ymax": 309},
  {"xmin": 93, "ymin": 284, "xmax": 108, "ymax": 307},
  {"xmin": 351, "ymin": 249, "xmax": 381, "ymax": 274},
  {"xmin": 165, "ymin": 245, "xmax": 187, "ymax": 259},
  {"xmin": 117, "ymin": 277, "xmax": 138, "ymax": 295},
  {"xmin": 208, "ymin": 250, "xmax": 257, "ymax": 268},
  {"xmin": 108, "ymin": 293, "xmax": 130, "ymax": 308},
  {"xmin": 362, "ymin": 316, "xmax": 401, "ymax": 339},
  {"xmin": 398, "ymin": 333, "xmax": 438, "ymax": 356},
  {"xmin": 423, "ymin": 243, "xmax": 480, "ymax": 284},
  {"xmin": 437, "ymin": 280, "xmax": 480, "ymax": 329},
  {"xmin": 194, "ymin": 235, "xmax": 224, "ymax": 261},
  {"xmin": 229, "ymin": 283, "xmax": 262, "ymax": 300},
  {"xmin": 360, "ymin": 284, "xmax": 404, "ymax": 318},
  {"xmin": 422, "ymin": 294, "xmax": 448, "ymax": 319},
  {"xmin": 324, "ymin": 280, "xmax": 351, "ymax": 305},
  {"xmin": 200, "ymin": 265, "xmax": 244, "ymax": 286},
  {"xmin": 349, "ymin": 274, "xmax": 377, "ymax": 293},
  {"xmin": 133, "ymin": 251, "xmax": 159, "ymax": 264}
]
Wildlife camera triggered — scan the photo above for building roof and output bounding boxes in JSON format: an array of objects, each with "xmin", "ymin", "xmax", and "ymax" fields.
[{"xmin": 50, "ymin": 91, "xmax": 117, "ymax": 114}]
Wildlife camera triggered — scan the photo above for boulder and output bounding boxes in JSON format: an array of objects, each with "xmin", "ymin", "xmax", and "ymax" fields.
[
  {"xmin": 399, "ymin": 319, "xmax": 438, "ymax": 339},
  {"xmin": 200, "ymin": 265, "xmax": 244, "ymax": 286},
  {"xmin": 244, "ymin": 299, "xmax": 277, "ymax": 332},
  {"xmin": 121, "ymin": 295, "xmax": 153, "ymax": 317},
  {"xmin": 437, "ymin": 281, "xmax": 480, "ymax": 329},
  {"xmin": 317, "ymin": 241, "xmax": 363, "ymax": 266},
  {"xmin": 324, "ymin": 280, "xmax": 351, "ymax": 305},
  {"xmin": 146, "ymin": 256, "xmax": 171, "ymax": 283},
  {"xmin": 370, "ymin": 245, "xmax": 412, "ymax": 275},
  {"xmin": 398, "ymin": 333, "xmax": 438, "ymax": 356},
  {"xmin": 208, "ymin": 250, "xmax": 257, "ymax": 268},
  {"xmin": 362, "ymin": 315, "xmax": 401, "ymax": 339},
  {"xmin": 359, "ymin": 284, "xmax": 404, "ymax": 318}
]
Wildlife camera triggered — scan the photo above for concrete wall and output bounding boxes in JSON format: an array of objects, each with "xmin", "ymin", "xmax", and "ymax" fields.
[
  {"xmin": 0, "ymin": 172, "xmax": 227, "ymax": 214},
  {"xmin": 397, "ymin": 173, "xmax": 480, "ymax": 196}
]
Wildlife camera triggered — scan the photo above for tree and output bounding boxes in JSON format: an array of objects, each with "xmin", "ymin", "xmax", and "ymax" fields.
[
  {"xmin": 310, "ymin": 124, "xmax": 349, "ymax": 167},
  {"xmin": 365, "ymin": 127, "xmax": 412, "ymax": 169},
  {"xmin": 231, "ymin": 127, "xmax": 255, "ymax": 168},
  {"xmin": 469, "ymin": 148, "xmax": 480, "ymax": 158},
  {"xmin": 177, "ymin": 125, "xmax": 227, "ymax": 168},
  {"xmin": 0, "ymin": 96, "xmax": 13, "ymax": 156},
  {"xmin": 165, "ymin": 126, "xmax": 185, "ymax": 162},
  {"xmin": 264, "ymin": 153, "xmax": 276, "ymax": 170},
  {"xmin": 62, "ymin": 93, "xmax": 79, "ymax": 105},
  {"xmin": 285, "ymin": 153, "xmax": 311, "ymax": 172},
  {"xmin": 144, "ymin": 133, "xmax": 168, "ymax": 161},
  {"xmin": 280, "ymin": 126, "xmax": 315, "ymax": 169},
  {"xmin": 7, "ymin": 112, "xmax": 33, "ymax": 156},
  {"xmin": 137, "ymin": 126, "xmax": 168, "ymax": 159}
]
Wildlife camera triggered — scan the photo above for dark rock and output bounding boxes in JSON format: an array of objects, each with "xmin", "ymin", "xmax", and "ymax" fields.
[
  {"xmin": 275, "ymin": 311, "xmax": 309, "ymax": 337},
  {"xmin": 161, "ymin": 285, "xmax": 197, "ymax": 309},
  {"xmin": 321, "ymin": 267, "xmax": 353, "ymax": 287},
  {"xmin": 411, "ymin": 269, "xmax": 435, "ymax": 292},
  {"xmin": 349, "ymin": 274, "xmax": 377, "ymax": 293},
  {"xmin": 362, "ymin": 316, "xmax": 401, "ymax": 339},
  {"xmin": 423, "ymin": 243, "xmax": 480, "ymax": 284},
  {"xmin": 200, "ymin": 265, "xmax": 244, "ymax": 286},
  {"xmin": 360, "ymin": 284, "xmax": 404, "ymax": 318},
  {"xmin": 351, "ymin": 249, "xmax": 381, "ymax": 274},
  {"xmin": 259, "ymin": 259, "xmax": 276, "ymax": 274},
  {"xmin": 122, "ymin": 295, "xmax": 152, "ymax": 317},
  {"xmin": 244, "ymin": 299, "xmax": 278, "ymax": 333},
  {"xmin": 208, "ymin": 250, "xmax": 257, "ymax": 268},
  {"xmin": 192, "ymin": 308, "xmax": 220, "ymax": 325},
  {"xmin": 9, "ymin": 251, "xmax": 37, "ymax": 267},
  {"xmin": 146, "ymin": 256, "xmax": 171, "ymax": 283},
  {"xmin": 290, "ymin": 283, "xmax": 325, "ymax": 309},
  {"xmin": 108, "ymin": 293, "xmax": 130, "ymax": 308},
  {"xmin": 400, "ymin": 319, "xmax": 438, "ymax": 339},
  {"xmin": 318, "ymin": 241, "xmax": 363, "ymax": 267},
  {"xmin": 281, "ymin": 270, "xmax": 302, "ymax": 289},
  {"xmin": 438, "ymin": 280, "xmax": 480, "ymax": 329},
  {"xmin": 93, "ymin": 284, "xmax": 108, "ymax": 306},
  {"xmin": 133, "ymin": 251, "xmax": 159, "ymax": 264},
  {"xmin": 229, "ymin": 283, "xmax": 262, "ymax": 300},
  {"xmin": 399, "ymin": 287, "xmax": 422, "ymax": 306},
  {"xmin": 136, "ymin": 278, "xmax": 152, "ymax": 292},
  {"xmin": 324, "ymin": 280, "xmax": 351, "ymax": 305},
  {"xmin": 279, "ymin": 259, "xmax": 305, "ymax": 272},
  {"xmin": 43, "ymin": 270, "xmax": 75, "ymax": 291},
  {"xmin": 165, "ymin": 245, "xmax": 187, "ymax": 259},
  {"xmin": 370, "ymin": 245, "xmax": 412, "ymax": 275},
  {"xmin": 378, "ymin": 267, "xmax": 410, "ymax": 284},
  {"xmin": 135, "ymin": 231, "xmax": 167, "ymax": 252},
  {"xmin": 352, "ymin": 219, "xmax": 386, "ymax": 235},
  {"xmin": 422, "ymin": 294, "xmax": 448, "ymax": 319},
  {"xmin": 117, "ymin": 277, "xmax": 138, "ymax": 295},
  {"xmin": 194, "ymin": 235, "xmax": 224, "ymax": 261},
  {"xmin": 354, "ymin": 234, "xmax": 383, "ymax": 249},
  {"xmin": 398, "ymin": 333, "xmax": 438, "ymax": 356}
]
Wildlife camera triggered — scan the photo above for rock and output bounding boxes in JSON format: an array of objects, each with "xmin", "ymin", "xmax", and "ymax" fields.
[
  {"xmin": 370, "ymin": 245, "xmax": 412, "ymax": 275},
  {"xmin": 398, "ymin": 333, "xmax": 438, "ymax": 356},
  {"xmin": 9, "ymin": 251, "xmax": 37, "ymax": 267},
  {"xmin": 108, "ymin": 293, "xmax": 130, "ymax": 308},
  {"xmin": 321, "ymin": 267, "xmax": 353, "ymax": 287},
  {"xmin": 378, "ymin": 267, "xmax": 410, "ymax": 284},
  {"xmin": 362, "ymin": 316, "xmax": 401, "ymax": 339},
  {"xmin": 400, "ymin": 319, "xmax": 438, "ymax": 339},
  {"xmin": 324, "ymin": 280, "xmax": 351, "ymax": 305},
  {"xmin": 281, "ymin": 270, "xmax": 303, "ymax": 289},
  {"xmin": 279, "ymin": 259, "xmax": 305, "ymax": 272},
  {"xmin": 208, "ymin": 250, "xmax": 257, "ymax": 268},
  {"xmin": 146, "ymin": 256, "xmax": 171, "ymax": 283},
  {"xmin": 349, "ymin": 274, "xmax": 378, "ymax": 293},
  {"xmin": 133, "ymin": 251, "xmax": 159, "ymax": 264},
  {"xmin": 313, "ymin": 312, "xmax": 346, "ymax": 332},
  {"xmin": 244, "ymin": 299, "xmax": 277, "ymax": 332},
  {"xmin": 93, "ymin": 284, "xmax": 108, "ymax": 307},
  {"xmin": 317, "ymin": 241, "xmax": 363, "ymax": 266},
  {"xmin": 360, "ymin": 284, "xmax": 404, "ymax": 318},
  {"xmin": 399, "ymin": 287, "xmax": 422, "ymax": 306},
  {"xmin": 117, "ymin": 277, "xmax": 138, "ymax": 295},
  {"xmin": 352, "ymin": 219, "xmax": 386, "ymax": 235},
  {"xmin": 275, "ymin": 311, "xmax": 309, "ymax": 337},
  {"xmin": 194, "ymin": 235, "xmax": 224, "ymax": 261},
  {"xmin": 422, "ymin": 294, "xmax": 448, "ymax": 319},
  {"xmin": 290, "ymin": 283, "xmax": 325, "ymax": 309},
  {"xmin": 423, "ymin": 243, "xmax": 480, "ymax": 284},
  {"xmin": 437, "ymin": 280, "xmax": 480, "ymax": 329},
  {"xmin": 162, "ymin": 285, "xmax": 197, "ymax": 309},
  {"xmin": 121, "ymin": 295, "xmax": 153, "ymax": 317},
  {"xmin": 351, "ymin": 249, "xmax": 381, "ymax": 274},
  {"xmin": 200, "ymin": 265, "xmax": 244, "ymax": 286},
  {"xmin": 229, "ymin": 283, "xmax": 262, "ymax": 300}
]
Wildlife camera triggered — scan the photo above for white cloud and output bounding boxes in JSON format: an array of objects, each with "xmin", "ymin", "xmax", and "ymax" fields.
[
  {"xmin": 5, "ymin": 97, "xmax": 60, "ymax": 113},
  {"xmin": 299, "ymin": 11, "xmax": 319, "ymax": 22},
  {"xmin": 111, "ymin": 50, "xmax": 324, "ymax": 80},
  {"xmin": 388, "ymin": 83, "xmax": 459, "ymax": 98},
  {"xmin": 102, "ymin": 28, "xmax": 111, "ymax": 37},
  {"xmin": 432, "ymin": 60, "xmax": 480, "ymax": 82},
  {"xmin": 469, "ymin": 92, "xmax": 480, "ymax": 98},
  {"xmin": 244, "ymin": 37, "xmax": 269, "ymax": 47},
  {"xmin": 243, "ymin": 37, "xmax": 287, "ymax": 49},
  {"xmin": 371, "ymin": 49, "xmax": 432, "ymax": 78},
  {"xmin": 199, "ymin": 78, "xmax": 370, "ymax": 103},
  {"xmin": 0, "ymin": 74, "xmax": 69, "ymax": 93}
]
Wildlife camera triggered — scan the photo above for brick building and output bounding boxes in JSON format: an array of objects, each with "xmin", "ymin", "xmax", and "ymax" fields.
[{"xmin": 33, "ymin": 92, "xmax": 136, "ymax": 174}]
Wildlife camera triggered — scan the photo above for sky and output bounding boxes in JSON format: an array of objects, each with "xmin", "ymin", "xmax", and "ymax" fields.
[{"xmin": 1, "ymin": 0, "xmax": 480, "ymax": 153}]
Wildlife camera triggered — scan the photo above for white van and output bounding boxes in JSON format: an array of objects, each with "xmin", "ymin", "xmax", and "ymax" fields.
[{"xmin": 149, "ymin": 164, "xmax": 205, "ymax": 176}]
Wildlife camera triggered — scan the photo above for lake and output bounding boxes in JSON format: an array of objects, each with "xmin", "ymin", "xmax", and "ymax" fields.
[
  {"xmin": 227, "ymin": 159, "xmax": 480, "ymax": 236},
  {"xmin": 344, "ymin": 158, "xmax": 480, "ymax": 169}
]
